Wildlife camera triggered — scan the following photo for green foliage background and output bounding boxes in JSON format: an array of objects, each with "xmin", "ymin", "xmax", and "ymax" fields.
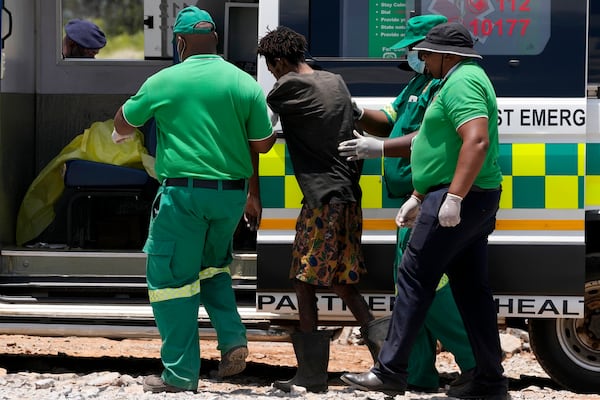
[{"xmin": 62, "ymin": 0, "xmax": 144, "ymax": 59}]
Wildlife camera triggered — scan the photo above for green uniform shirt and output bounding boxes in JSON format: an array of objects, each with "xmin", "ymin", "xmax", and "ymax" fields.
[
  {"xmin": 411, "ymin": 60, "xmax": 502, "ymax": 194},
  {"xmin": 122, "ymin": 55, "xmax": 272, "ymax": 182},
  {"xmin": 381, "ymin": 74, "xmax": 442, "ymax": 198}
]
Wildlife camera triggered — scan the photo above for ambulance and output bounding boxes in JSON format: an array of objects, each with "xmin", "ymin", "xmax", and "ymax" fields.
[{"xmin": 0, "ymin": 0, "xmax": 597, "ymax": 393}]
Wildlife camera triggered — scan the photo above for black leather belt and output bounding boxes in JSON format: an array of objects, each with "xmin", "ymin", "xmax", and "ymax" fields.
[
  {"xmin": 164, "ymin": 178, "xmax": 245, "ymax": 190},
  {"xmin": 428, "ymin": 184, "xmax": 501, "ymax": 193},
  {"xmin": 427, "ymin": 184, "xmax": 450, "ymax": 194},
  {"xmin": 471, "ymin": 185, "xmax": 501, "ymax": 192}
]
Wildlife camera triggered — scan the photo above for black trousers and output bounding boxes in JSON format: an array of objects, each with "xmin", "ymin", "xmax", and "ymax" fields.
[{"xmin": 373, "ymin": 186, "xmax": 505, "ymax": 386}]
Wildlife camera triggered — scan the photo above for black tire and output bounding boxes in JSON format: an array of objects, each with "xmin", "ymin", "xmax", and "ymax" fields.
[{"xmin": 528, "ymin": 261, "xmax": 600, "ymax": 393}]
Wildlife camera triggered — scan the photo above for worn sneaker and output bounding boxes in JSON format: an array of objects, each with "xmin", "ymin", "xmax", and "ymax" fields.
[
  {"xmin": 217, "ymin": 345, "xmax": 249, "ymax": 378},
  {"xmin": 142, "ymin": 375, "xmax": 191, "ymax": 393}
]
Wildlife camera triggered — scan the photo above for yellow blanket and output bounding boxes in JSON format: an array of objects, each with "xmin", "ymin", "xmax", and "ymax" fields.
[{"xmin": 16, "ymin": 119, "xmax": 156, "ymax": 245}]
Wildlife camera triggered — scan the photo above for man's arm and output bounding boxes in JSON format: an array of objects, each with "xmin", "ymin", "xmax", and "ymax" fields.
[
  {"xmin": 382, "ymin": 131, "xmax": 417, "ymax": 158},
  {"xmin": 338, "ymin": 130, "xmax": 416, "ymax": 161},
  {"xmin": 449, "ymin": 117, "xmax": 489, "ymax": 198},
  {"xmin": 111, "ymin": 106, "xmax": 138, "ymax": 143},
  {"xmin": 437, "ymin": 117, "xmax": 490, "ymax": 228},
  {"xmin": 245, "ymin": 131, "xmax": 276, "ymax": 229},
  {"xmin": 355, "ymin": 108, "xmax": 393, "ymax": 137},
  {"xmin": 113, "ymin": 106, "xmax": 136, "ymax": 135},
  {"xmin": 249, "ymin": 132, "xmax": 277, "ymax": 154},
  {"xmin": 244, "ymin": 150, "xmax": 262, "ymax": 230}
]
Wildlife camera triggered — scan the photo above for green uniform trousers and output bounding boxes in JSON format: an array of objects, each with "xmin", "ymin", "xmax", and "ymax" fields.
[
  {"xmin": 144, "ymin": 182, "xmax": 248, "ymax": 390},
  {"xmin": 396, "ymin": 227, "xmax": 476, "ymax": 389}
]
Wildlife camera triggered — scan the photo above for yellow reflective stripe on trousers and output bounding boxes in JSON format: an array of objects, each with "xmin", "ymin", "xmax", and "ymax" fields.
[
  {"xmin": 436, "ymin": 273, "xmax": 449, "ymax": 291},
  {"xmin": 147, "ymin": 267, "xmax": 230, "ymax": 303},
  {"xmin": 148, "ymin": 279, "xmax": 200, "ymax": 303},
  {"xmin": 199, "ymin": 266, "xmax": 230, "ymax": 280}
]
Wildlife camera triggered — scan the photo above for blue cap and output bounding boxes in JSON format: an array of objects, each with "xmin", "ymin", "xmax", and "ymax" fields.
[{"xmin": 65, "ymin": 19, "xmax": 107, "ymax": 49}]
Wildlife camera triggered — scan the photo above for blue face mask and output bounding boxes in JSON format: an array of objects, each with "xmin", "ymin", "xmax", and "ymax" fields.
[{"xmin": 407, "ymin": 50, "xmax": 425, "ymax": 74}]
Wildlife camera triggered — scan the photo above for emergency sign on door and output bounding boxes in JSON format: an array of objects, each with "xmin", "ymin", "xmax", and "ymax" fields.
[{"xmin": 422, "ymin": 0, "xmax": 550, "ymax": 55}]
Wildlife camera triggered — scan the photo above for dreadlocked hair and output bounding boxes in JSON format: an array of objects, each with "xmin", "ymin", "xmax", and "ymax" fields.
[{"xmin": 257, "ymin": 26, "xmax": 307, "ymax": 66}]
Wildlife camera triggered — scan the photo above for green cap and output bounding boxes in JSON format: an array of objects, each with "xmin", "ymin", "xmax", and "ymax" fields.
[
  {"xmin": 173, "ymin": 6, "xmax": 216, "ymax": 35},
  {"xmin": 391, "ymin": 14, "xmax": 448, "ymax": 50}
]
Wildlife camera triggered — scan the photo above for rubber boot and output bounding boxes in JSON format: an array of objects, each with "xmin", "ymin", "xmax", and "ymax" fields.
[
  {"xmin": 273, "ymin": 331, "xmax": 332, "ymax": 393},
  {"xmin": 360, "ymin": 316, "xmax": 391, "ymax": 364}
]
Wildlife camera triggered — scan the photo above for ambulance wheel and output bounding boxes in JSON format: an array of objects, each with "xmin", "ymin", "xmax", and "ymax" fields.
[{"xmin": 528, "ymin": 268, "xmax": 600, "ymax": 393}]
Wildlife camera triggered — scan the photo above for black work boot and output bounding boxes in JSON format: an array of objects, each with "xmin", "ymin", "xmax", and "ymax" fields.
[
  {"xmin": 273, "ymin": 330, "xmax": 332, "ymax": 393},
  {"xmin": 446, "ymin": 375, "xmax": 510, "ymax": 400},
  {"xmin": 341, "ymin": 370, "xmax": 406, "ymax": 396},
  {"xmin": 360, "ymin": 316, "xmax": 391, "ymax": 364}
]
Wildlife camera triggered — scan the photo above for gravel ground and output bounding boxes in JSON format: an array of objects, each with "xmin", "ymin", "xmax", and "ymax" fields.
[{"xmin": 0, "ymin": 329, "xmax": 598, "ymax": 400}]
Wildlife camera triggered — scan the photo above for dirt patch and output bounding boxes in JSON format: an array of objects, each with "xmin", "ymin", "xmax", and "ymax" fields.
[{"xmin": 0, "ymin": 332, "xmax": 463, "ymax": 375}]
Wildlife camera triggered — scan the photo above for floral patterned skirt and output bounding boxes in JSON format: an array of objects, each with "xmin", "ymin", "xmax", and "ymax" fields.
[{"xmin": 290, "ymin": 202, "xmax": 366, "ymax": 286}]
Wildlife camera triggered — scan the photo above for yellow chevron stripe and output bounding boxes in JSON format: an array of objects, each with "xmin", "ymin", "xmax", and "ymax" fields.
[
  {"xmin": 199, "ymin": 266, "xmax": 230, "ymax": 280},
  {"xmin": 147, "ymin": 267, "xmax": 230, "ymax": 304},
  {"xmin": 260, "ymin": 218, "xmax": 584, "ymax": 231},
  {"xmin": 148, "ymin": 279, "xmax": 200, "ymax": 303},
  {"xmin": 495, "ymin": 219, "xmax": 583, "ymax": 231}
]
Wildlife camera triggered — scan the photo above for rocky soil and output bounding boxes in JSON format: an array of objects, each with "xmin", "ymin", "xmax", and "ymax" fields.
[{"xmin": 0, "ymin": 329, "xmax": 598, "ymax": 399}]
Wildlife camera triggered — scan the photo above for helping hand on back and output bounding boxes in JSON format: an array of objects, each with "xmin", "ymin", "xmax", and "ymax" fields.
[{"xmin": 338, "ymin": 131, "xmax": 384, "ymax": 161}]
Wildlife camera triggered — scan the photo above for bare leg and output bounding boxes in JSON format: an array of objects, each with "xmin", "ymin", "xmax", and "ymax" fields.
[
  {"xmin": 293, "ymin": 279, "xmax": 319, "ymax": 333},
  {"xmin": 332, "ymin": 282, "xmax": 374, "ymax": 327}
]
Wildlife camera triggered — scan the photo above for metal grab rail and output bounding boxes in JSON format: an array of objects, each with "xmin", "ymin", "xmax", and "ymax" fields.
[{"xmin": 1, "ymin": 2, "xmax": 12, "ymax": 48}]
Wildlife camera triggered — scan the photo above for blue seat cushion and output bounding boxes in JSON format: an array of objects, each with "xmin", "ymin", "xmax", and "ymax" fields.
[{"xmin": 64, "ymin": 159, "xmax": 150, "ymax": 187}]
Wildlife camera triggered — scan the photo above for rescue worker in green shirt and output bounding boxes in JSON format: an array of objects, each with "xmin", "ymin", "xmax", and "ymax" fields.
[
  {"xmin": 338, "ymin": 14, "xmax": 475, "ymax": 393},
  {"xmin": 112, "ymin": 6, "xmax": 276, "ymax": 393}
]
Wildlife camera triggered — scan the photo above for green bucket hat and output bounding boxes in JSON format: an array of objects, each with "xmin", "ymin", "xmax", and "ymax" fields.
[
  {"xmin": 173, "ymin": 6, "xmax": 216, "ymax": 35},
  {"xmin": 391, "ymin": 14, "xmax": 448, "ymax": 50}
]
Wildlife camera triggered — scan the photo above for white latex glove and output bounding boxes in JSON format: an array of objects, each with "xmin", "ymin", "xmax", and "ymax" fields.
[
  {"xmin": 396, "ymin": 195, "xmax": 422, "ymax": 227},
  {"xmin": 438, "ymin": 193, "xmax": 463, "ymax": 227},
  {"xmin": 338, "ymin": 130, "xmax": 384, "ymax": 161},
  {"xmin": 111, "ymin": 128, "xmax": 135, "ymax": 144}
]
